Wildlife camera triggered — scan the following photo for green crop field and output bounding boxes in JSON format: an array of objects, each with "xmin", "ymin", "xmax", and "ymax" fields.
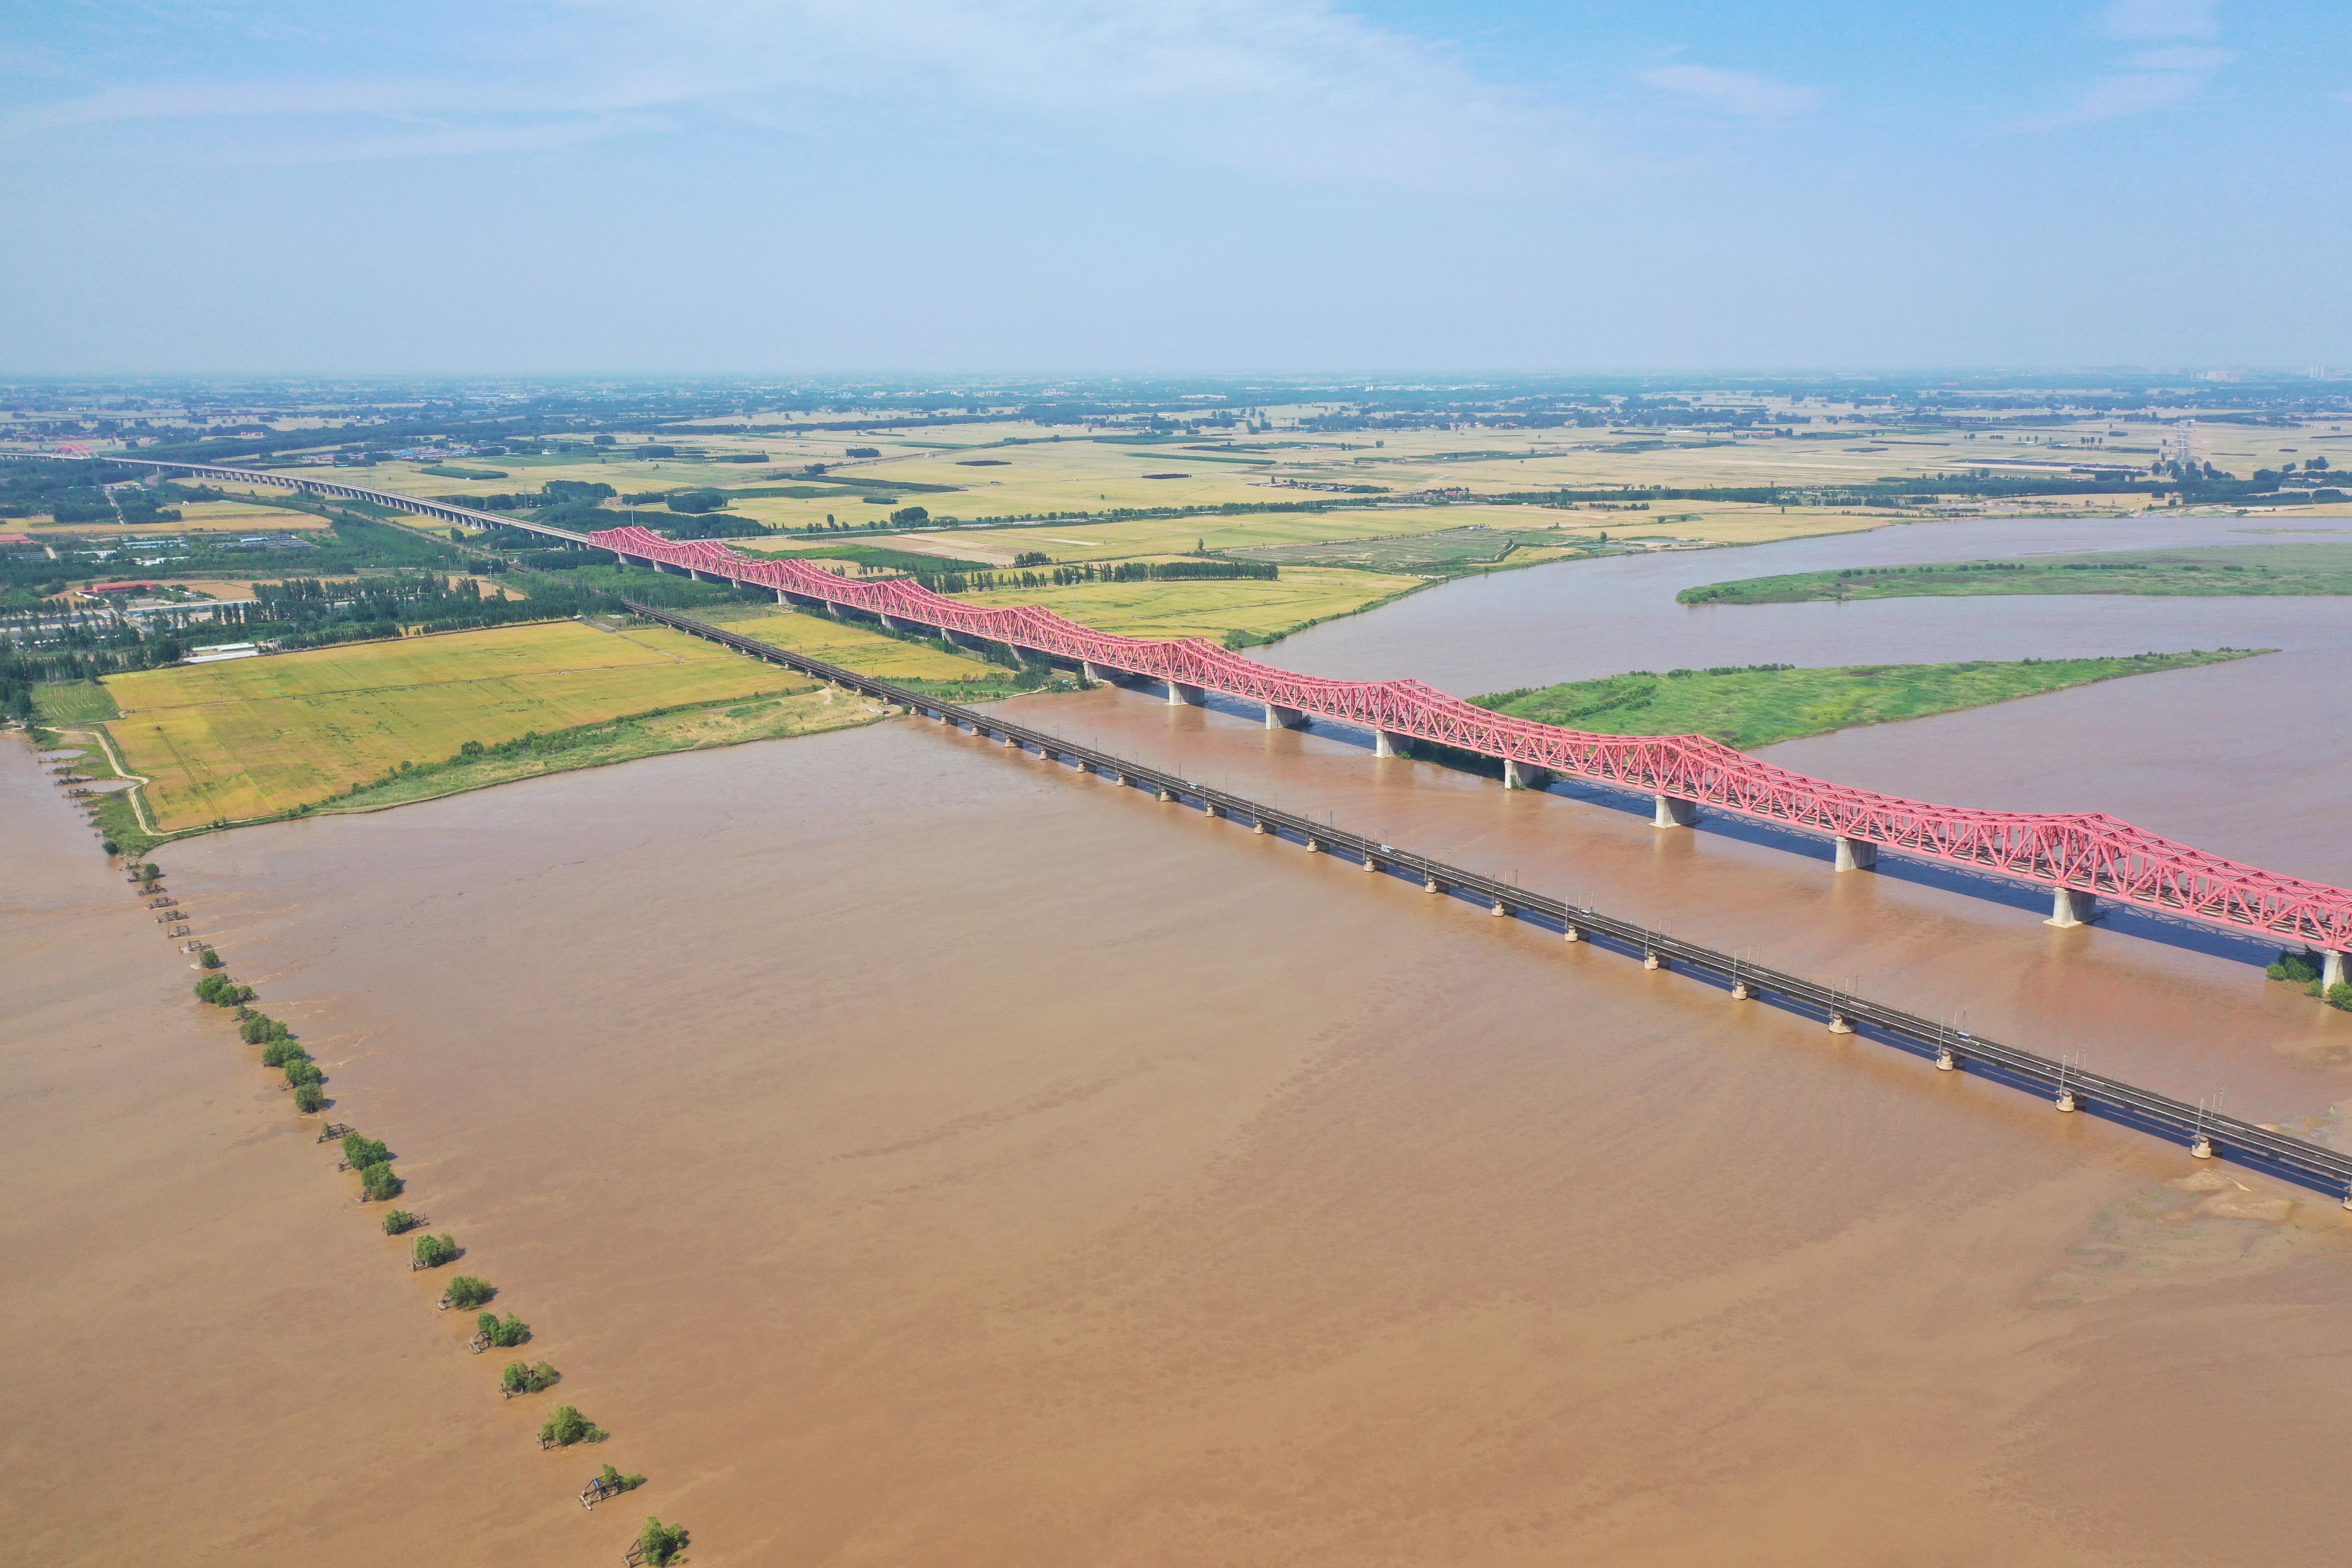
[
  {"xmin": 31, "ymin": 680, "xmax": 122, "ymax": 723},
  {"xmin": 768, "ymin": 544, "xmax": 992, "ymax": 574},
  {"xmin": 104, "ymin": 620, "xmax": 827, "ymax": 828},
  {"xmin": 1474, "ymin": 651, "xmax": 2263, "ymax": 750},
  {"xmin": 955, "ymin": 564, "xmax": 1423, "ymax": 643},
  {"xmin": 1680, "ymin": 543, "xmax": 2352, "ymax": 606},
  {"xmin": 752, "ymin": 506, "xmax": 1585, "ymax": 569}
]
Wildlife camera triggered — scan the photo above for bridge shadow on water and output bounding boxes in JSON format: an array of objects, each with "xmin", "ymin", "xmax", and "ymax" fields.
[{"xmin": 1228, "ymin": 701, "xmax": 2285, "ymax": 976}]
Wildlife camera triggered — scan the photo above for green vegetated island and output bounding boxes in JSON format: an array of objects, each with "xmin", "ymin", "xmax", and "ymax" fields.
[
  {"xmin": 1677, "ymin": 542, "xmax": 2352, "ymax": 606},
  {"xmin": 1471, "ymin": 651, "xmax": 2261, "ymax": 750}
]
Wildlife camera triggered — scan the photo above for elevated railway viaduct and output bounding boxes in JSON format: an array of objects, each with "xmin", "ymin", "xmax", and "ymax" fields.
[{"xmin": 114, "ymin": 458, "xmax": 2352, "ymax": 981}]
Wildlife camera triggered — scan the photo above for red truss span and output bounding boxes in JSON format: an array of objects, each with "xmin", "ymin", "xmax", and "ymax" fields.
[{"xmin": 591, "ymin": 525, "xmax": 2352, "ymax": 954}]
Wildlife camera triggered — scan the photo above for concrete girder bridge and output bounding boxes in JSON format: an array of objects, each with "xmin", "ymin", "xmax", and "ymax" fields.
[{"xmin": 113, "ymin": 459, "xmax": 2352, "ymax": 983}]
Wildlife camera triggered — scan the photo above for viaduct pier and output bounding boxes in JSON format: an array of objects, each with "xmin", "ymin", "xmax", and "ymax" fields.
[{"xmin": 108, "ymin": 457, "xmax": 2352, "ymax": 979}]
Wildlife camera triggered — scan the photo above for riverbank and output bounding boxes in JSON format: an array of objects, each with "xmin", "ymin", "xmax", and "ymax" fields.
[
  {"xmin": 0, "ymin": 738, "xmax": 568, "ymax": 1566},
  {"xmin": 49, "ymin": 694, "xmax": 2352, "ymax": 1567},
  {"xmin": 1679, "ymin": 540, "xmax": 2352, "ymax": 606},
  {"xmin": 1472, "ymin": 649, "xmax": 2265, "ymax": 750}
]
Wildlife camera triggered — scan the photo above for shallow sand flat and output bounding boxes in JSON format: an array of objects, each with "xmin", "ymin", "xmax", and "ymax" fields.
[
  {"xmin": 0, "ymin": 742, "xmax": 622, "ymax": 1566},
  {"xmin": 78, "ymin": 717, "xmax": 2352, "ymax": 1567}
]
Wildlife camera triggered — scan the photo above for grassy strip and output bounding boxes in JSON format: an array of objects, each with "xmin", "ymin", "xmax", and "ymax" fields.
[
  {"xmin": 316, "ymin": 687, "xmax": 887, "ymax": 813},
  {"xmin": 1471, "ymin": 650, "xmax": 2265, "ymax": 750},
  {"xmin": 1680, "ymin": 542, "xmax": 2352, "ymax": 606}
]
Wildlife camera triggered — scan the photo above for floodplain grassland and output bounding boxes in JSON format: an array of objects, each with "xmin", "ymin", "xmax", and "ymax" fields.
[
  {"xmin": 102, "ymin": 619, "xmax": 826, "ymax": 828},
  {"xmin": 322, "ymin": 687, "xmax": 894, "ymax": 814},
  {"xmin": 954, "ymin": 564, "xmax": 1423, "ymax": 643},
  {"xmin": 1476, "ymin": 651, "xmax": 2265, "ymax": 750},
  {"xmin": 1679, "ymin": 542, "xmax": 2352, "ymax": 606}
]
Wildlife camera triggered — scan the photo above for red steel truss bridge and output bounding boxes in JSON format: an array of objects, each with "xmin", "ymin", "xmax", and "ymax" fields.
[{"xmin": 109, "ymin": 460, "xmax": 2352, "ymax": 971}]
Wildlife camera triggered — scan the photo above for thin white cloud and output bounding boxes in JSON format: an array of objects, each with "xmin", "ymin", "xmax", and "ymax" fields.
[
  {"xmin": 2130, "ymin": 46, "xmax": 2231, "ymax": 70},
  {"xmin": 233, "ymin": 115, "xmax": 655, "ymax": 166},
  {"xmin": 2101, "ymin": 0, "xmax": 2218, "ymax": 39},
  {"xmin": 2008, "ymin": 69, "xmax": 2203, "ymax": 130},
  {"xmin": 2004, "ymin": 0, "xmax": 2228, "ymax": 132},
  {"xmin": 1638, "ymin": 63, "xmax": 1819, "ymax": 122},
  {"xmin": 10, "ymin": 0, "xmax": 1598, "ymax": 187}
]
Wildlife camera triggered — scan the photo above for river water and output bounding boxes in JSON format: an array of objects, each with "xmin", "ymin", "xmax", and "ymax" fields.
[{"xmin": 10, "ymin": 514, "xmax": 2352, "ymax": 1566}]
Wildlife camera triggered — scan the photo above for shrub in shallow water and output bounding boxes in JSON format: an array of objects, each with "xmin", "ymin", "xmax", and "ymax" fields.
[
  {"xmin": 639, "ymin": 1518, "xmax": 688, "ymax": 1566},
  {"xmin": 538, "ymin": 1404, "xmax": 603, "ymax": 1446},
  {"xmin": 479, "ymin": 1311, "xmax": 531, "ymax": 1348},
  {"xmin": 502, "ymin": 1360, "xmax": 561, "ymax": 1395},
  {"xmin": 442, "ymin": 1275, "xmax": 494, "ymax": 1310}
]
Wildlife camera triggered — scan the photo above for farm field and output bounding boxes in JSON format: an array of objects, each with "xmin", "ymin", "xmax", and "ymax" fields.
[
  {"xmin": 685, "ymin": 602, "xmax": 1008, "ymax": 681},
  {"xmin": 30, "ymin": 679, "xmax": 119, "ymax": 723},
  {"xmin": 18, "ymin": 498, "xmax": 332, "ymax": 537},
  {"xmin": 321, "ymin": 685, "xmax": 894, "ymax": 814},
  {"xmin": 1225, "ymin": 523, "xmax": 1614, "ymax": 570},
  {"xmin": 103, "ymin": 619, "xmax": 821, "ymax": 828},
  {"xmin": 1476, "ymin": 651, "xmax": 2264, "ymax": 750},
  {"xmin": 956, "ymin": 564, "xmax": 1421, "ymax": 643},
  {"xmin": 737, "ymin": 505, "xmax": 1489, "ymax": 564},
  {"xmin": 1680, "ymin": 542, "xmax": 2352, "ymax": 606}
]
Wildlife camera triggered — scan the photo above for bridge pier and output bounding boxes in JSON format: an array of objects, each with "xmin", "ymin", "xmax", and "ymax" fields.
[
  {"xmin": 1167, "ymin": 680, "xmax": 1206, "ymax": 707},
  {"xmin": 1263, "ymin": 702, "xmax": 1308, "ymax": 730},
  {"xmin": 1083, "ymin": 661, "xmax": 1126, "ymax": 685},
  {"xmin": 1503, "ymin": 759, "xmax": 1553, "ymax": 791},
  {"xmin": 2326, "ymin": 950, "xmax": 2349, "ymax": 992},
  {"xmin": 1834, "ymin": 836, "xmax": 1877, "ymax": 873},
  {"xmin": 879, "ymin": 614, "xmax": 921, "ymax": 634},
  {"xmin": 2046, "ymin": 886, "xmax": 2104, "ymax": 928},
  {"xmin": 1373, "ymin": 729, "xmax": 1409, "ymax": 758},
  {"xmin": 1654, "ymin": 793, "xmax": 1698, "ymax": 828}
]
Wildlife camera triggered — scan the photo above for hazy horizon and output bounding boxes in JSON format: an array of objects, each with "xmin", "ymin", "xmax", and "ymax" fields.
[{"xmin": 7, "ymin": 0, "xmax": 2347, "ymax": 374}]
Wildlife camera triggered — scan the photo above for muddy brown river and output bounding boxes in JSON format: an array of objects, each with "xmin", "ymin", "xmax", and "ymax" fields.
[{"xmin": 8, "ymin": 514, "xmax": 2352, "ymax": 1565}]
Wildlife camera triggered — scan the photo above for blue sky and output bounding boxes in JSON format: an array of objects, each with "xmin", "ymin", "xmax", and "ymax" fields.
[{"xmin": 3, "ymin": 0, "xmax": 2346, "ymax": 374}]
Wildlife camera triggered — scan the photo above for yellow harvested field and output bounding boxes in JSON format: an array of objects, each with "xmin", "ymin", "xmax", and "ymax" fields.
[
  {"xmin": 172, "ymin": 499, "xmax": 333, "ymax": 530},
  {"xmin": 957, "ymin": 565, "xmax": 1421, "ymax": 642},
  {"xmin": 104, "ymin": 620, "xmax": 815, "ymax": 829},
  {"xmin": 19, "ymin": 500, "xmax": 331, "ymax": 537},
  {"xmin": 743, "ymin": 506, "xmax": 1501, "ymax": 564}
]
